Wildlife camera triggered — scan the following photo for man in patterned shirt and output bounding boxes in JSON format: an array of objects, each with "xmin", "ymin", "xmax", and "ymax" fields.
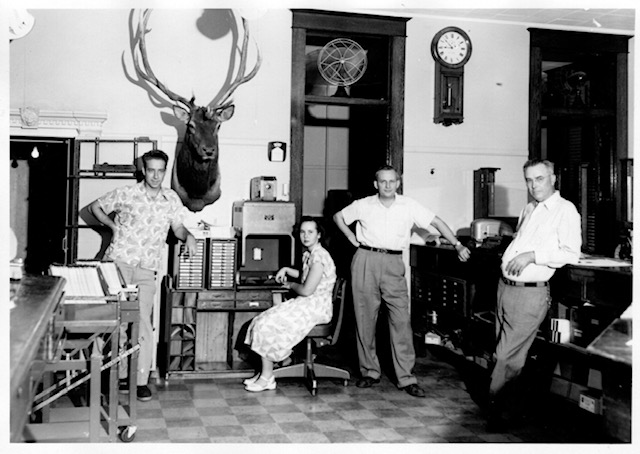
[{"xmin": 89, "ymin": 149, "xmax": 196, "ymax": 401}]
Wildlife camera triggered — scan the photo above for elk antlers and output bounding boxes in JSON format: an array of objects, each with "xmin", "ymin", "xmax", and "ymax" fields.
[{"xmin": 132, "ymin": 9, "xmax": 262, "ymax": 114}]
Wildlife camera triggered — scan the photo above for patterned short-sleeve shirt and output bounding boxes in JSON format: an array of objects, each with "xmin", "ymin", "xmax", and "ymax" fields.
[
  {"xmin": 301, "ymin": 244, "xmax": 336, "ymax": 300},
  {"xmin": 98, "ymin": 182, "xmax": 188, "ymax": 271}
]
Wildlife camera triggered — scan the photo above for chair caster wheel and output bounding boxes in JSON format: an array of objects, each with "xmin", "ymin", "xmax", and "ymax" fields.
[{"xmin": 119, "ymin": 425, "xmax": 137, "ymax": 442}]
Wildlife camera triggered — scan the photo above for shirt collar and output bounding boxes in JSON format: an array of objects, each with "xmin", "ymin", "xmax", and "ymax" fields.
[
  {"xmin": 137, "ymin": 181, "xmax": 169, "ymax": 201},
  {"xmin": 537, "ymin": 191, "xmax": 560, "ymax": 210},
  {"xmin": 375, "ymin": 194, "xmax": 400, "ymax": 207}
]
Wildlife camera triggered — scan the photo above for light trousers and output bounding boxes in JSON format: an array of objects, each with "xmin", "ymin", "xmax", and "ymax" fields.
[
  {"xmin": 490, "ymin": 279, "xmax": 550, "ymax": 396},
  {"xmin": 350, "ymin": 248, "xmax": 417, "ymax": 388},
  {"xmin": 115, "ymin": 261, "xmax": 157, "ymax": 386}
]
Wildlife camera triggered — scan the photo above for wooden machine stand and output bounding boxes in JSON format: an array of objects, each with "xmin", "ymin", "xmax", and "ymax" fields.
[
  {"xmin": 11, "ymin": 263, "xmax": 141, "ymax": 443},
  {"xmin": 158, "ymin": 237, "xmax": 288, "ymax": 380}
]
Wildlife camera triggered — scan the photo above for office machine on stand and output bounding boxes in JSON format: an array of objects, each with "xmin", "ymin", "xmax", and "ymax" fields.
[
  {"xmin": 16, "ymin": 261, "xmax": 140, "ymax": 443},
  {"xmin": 411, "ymin": 167, "xmax": 515, "ymax": 357},
  {"xmin": 159, "ymin": 181, "xmax": 293, "ymax": 379}
]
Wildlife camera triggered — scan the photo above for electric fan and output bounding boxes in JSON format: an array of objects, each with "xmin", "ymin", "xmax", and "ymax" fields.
[{"xmin": 317, "ymin": 38, "xmax": 368, "ymax": 96}]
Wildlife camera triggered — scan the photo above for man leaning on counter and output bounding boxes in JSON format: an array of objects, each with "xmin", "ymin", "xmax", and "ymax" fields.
[{"xmin": 487, "ymin": 158, "xmax": 582, "ymax": 431}]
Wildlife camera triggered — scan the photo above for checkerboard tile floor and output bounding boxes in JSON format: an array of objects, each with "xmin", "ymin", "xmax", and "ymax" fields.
[{"xmin": 122, "ymin": 352, "xmax": 614, "ymax": 444}]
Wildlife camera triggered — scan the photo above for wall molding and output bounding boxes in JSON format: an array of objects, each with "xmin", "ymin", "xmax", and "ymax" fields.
[{"xmin": 10, "ymin": 108, "xmax": 108, "ymax": 138}]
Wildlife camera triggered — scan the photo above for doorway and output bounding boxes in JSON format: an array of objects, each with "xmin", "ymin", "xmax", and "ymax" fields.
[
  {"xmin": 290, "ymin": 10, "xmax": 409, "ymax": 274},
  {"xmin": 528, "ymin": 29, "xmax": 631, "ymax": 256},
  {"xmin": 10, "ymin": 137, "xmax": 71, "ymax": 274}
]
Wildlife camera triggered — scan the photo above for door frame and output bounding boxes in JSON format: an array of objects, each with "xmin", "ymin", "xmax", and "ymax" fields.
[
  {"xmin": 289, "ymin": 9, "xmax": 410, "ymax": 220},
  {"xmin": 528, "ymin": 28, "xmax": 631, "ymax": 232}
]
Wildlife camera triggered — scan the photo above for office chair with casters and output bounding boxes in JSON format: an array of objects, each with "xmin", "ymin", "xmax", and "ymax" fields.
[{"xmin": 273, "ymin": 277, "xmax": 351, "ymax": 395}]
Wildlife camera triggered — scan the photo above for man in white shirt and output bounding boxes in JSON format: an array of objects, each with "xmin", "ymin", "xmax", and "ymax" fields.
[
  {"xmin": 487, "ymin": 159, "xmax": 581, "ymax": 431},
  {"xmin": 334, "ymin": 165, "xmax": 470, "ymax": 397}
]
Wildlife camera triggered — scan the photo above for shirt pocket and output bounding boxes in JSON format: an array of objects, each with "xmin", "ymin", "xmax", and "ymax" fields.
[
  {"xmin": 531, "ymin": 220, "xmax": 558, "ymax": 245},
  {"xmin": 386, "ymin": 212, "xmax": 410, "ymax": 238}
]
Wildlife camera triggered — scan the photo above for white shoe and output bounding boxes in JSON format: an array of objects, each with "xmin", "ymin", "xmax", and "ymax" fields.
[
  {"xmin": 245, "ymin": 375, "xmax": 276, "ymax": 392},
  {"xmin": 243, "ymin": 374, "xmax": 260, "ymax": 386}
]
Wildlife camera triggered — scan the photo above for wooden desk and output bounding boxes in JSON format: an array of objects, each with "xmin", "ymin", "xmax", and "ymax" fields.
[
  {"xmin": 159, "ymin": 277, "xmax": 289, "ymax": 380},
  {"xmin": 10, "ymin": 275, "xmax": 66, "ymax": 442}
]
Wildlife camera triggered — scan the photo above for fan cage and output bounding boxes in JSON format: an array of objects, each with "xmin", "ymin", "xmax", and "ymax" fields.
[{"xmin": 317, "ymin": 38, "xmax": 368, "ymax": 87}]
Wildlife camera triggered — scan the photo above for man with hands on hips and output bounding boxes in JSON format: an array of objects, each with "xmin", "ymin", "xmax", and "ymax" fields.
[
  {"xmin": 89, "ymin": 149, "xmax": 197, "ymax": 401},
  {"xmin": 334, "ymin": 164, "xmax": 470, "ymax": 398}
]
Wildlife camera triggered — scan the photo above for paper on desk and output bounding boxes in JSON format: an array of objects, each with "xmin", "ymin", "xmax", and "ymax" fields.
[{"xmin": 577, "ymin": 256, "xmax": 632, "ymax": 267}]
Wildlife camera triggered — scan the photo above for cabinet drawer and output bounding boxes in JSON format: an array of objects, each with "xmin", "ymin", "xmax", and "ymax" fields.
[
  {"xmin": 196, "ymin": 290, "xmax": 235, "ymax": 310},
  {"xmin": 236, "ymin": 289, "xmax": 273, "ymax": 310},
  {"xmin": 198, "ymin": 299, "xmax": 235, "ymax": 310},
  {"xmin": 197, "ymin": 290, "xmax": 235, "ymax": 301},
  {"xmin": 235, "ymin": 290, "xmax": 273, "ymax": 301},
  {"xmin": 236, "ymin": 299, "xmax": 272, "ymax": 310}
]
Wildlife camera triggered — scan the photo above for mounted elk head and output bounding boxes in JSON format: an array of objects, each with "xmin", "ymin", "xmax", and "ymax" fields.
[{"xmin": 132, "ymin": 9, "xmax": 261, "ymax": 212}]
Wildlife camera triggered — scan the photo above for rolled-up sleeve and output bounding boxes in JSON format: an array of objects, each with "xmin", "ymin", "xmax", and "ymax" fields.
[{"xmin": 340, "ymin": 200, "xmax": 361, "ymax": 226}]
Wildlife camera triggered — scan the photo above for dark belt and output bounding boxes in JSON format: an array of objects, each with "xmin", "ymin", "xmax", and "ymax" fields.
[
  {"xmin": 359, "ymin": 245, "xmax": 402, "ymax": 255},
  {"xmin": 501, "ymin": 277, "xmax": 548, "ymax": 287}
]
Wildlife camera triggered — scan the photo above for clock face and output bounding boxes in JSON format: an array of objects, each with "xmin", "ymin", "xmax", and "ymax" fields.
[{"xmin": 432, "ymin": 28, "xmax": 472, "ymax": 68}]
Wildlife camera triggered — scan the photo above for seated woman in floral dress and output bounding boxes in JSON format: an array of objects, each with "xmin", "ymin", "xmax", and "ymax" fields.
[{"xmin": 243, "ymin": 216, "xmax": 337, "ymax": 392}]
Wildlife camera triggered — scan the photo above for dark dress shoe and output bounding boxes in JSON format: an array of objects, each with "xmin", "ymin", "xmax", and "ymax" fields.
[
  {"xmin": 486, "ymin": 414, "xmax": 508, "ymax": 433},
  {"xmin": 356, "ymin": 377, "xmax": 380, "ymax": 388},
  {"xmin": 401, "ymin": 383, "xmax": 425, "ymax": 398},
  {"xmin": 486, "ymin": 399, "xmax": 508, "ymax": 432},
  {"xmin": 136, "ymin": 385, "xmax": 153, "ymax": 402}
]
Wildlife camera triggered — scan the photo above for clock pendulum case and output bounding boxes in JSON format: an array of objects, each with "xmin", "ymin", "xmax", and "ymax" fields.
[{"xmin": 431, "ymin": 26, "xmax": 472, "ymax": 126}]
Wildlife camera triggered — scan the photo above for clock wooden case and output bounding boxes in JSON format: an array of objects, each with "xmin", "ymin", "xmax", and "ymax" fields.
[{"xmin": 431, "ymin": 26, "xmax": 472, "ymax": 126}]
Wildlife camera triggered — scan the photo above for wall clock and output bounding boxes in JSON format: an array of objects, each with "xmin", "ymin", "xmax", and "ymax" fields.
[{"xmin": 431, "ymin": 27, "xmax": 472, "ymax": 125}]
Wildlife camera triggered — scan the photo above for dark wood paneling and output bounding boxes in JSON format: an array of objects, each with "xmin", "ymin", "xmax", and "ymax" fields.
[
  {"xmin": 292, "ymin": 9, "xmax": 409, "ymax": 36},
  {"xmin": 290, "ymin": 27, "xmax": 307, "ymax": 221},
  {"xmin": 529, "ymin": 28, "xmax": 631, "ymax": 53},
  {"xmin": 528, "ymin": 45, "xmax": 542, "ymax": 158},
  {"xmin": 389, "ymin": 35, "xmax": 405, "ymax": 177}
]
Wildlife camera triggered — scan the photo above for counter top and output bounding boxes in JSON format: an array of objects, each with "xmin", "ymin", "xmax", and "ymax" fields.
[
  {"xmin": 10, "ymin": 275, "xmax": 66, "ymax": 395},
  {"xmin": 587, "ymin": 316, "xmax": 632, "ymax": 366}
]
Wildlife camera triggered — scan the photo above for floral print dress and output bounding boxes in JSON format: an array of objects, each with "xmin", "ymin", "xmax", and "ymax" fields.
[{"xmin": 244, "ymin": 244, "xmax": 336, "ymax": 362}]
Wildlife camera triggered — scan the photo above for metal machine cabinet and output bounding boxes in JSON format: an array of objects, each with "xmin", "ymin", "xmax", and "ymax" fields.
[
  {"xmin": 409, "ymin": 243, "xmax": 502, "ymax": 359},
  {"xmin": 232, "ymin": 200, "xmax": 296, "ymax": 284}
]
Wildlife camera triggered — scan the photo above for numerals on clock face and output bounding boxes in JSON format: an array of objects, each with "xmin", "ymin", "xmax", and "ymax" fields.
[{"xmin": 436, "ymin": 32, "xmax": 469, "ymax": 65}]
